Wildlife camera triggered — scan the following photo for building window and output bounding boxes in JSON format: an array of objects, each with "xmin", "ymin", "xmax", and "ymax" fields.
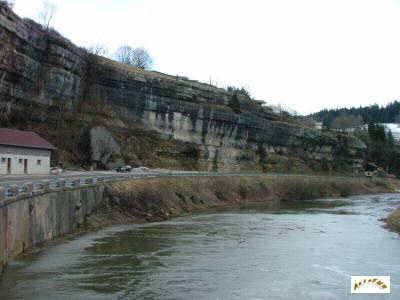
[
  {"xmin": 19, "ymin": 159, "xmax": 23, "ymax": 164},
  {"xmin": 37, "ymin": 160, "xmax": 41, "ymax": 166},
  {"xmin": 1, "ymin": 157, "xmax": 5, "ymax": 163}
]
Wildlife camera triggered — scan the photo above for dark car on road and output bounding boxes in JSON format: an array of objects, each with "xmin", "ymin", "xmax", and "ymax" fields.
[{"xmin": 115, "ymin": 165, "xmax": 132, "ymax": 173}]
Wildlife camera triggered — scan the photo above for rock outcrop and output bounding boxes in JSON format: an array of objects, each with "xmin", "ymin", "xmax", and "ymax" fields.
[
  {"xmin": 90, "ymin": 126, "xmax": 124, "ymax": 169},
  {"xmin": 0, "ymin": 5, "xmax": 365, "ymax": 172}
]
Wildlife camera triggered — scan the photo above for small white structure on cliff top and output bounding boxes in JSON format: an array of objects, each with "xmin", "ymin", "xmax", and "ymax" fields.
[
  {"xmin": 383, "ymin": 123, "xmax": 400, "ymax": 141},
  {"xmin": 0, "ymin": 128, "xmax": 56, "ymax": 175},
  {"xmin": 314, "ymin": 122, "xmax": 323, "ymax": 130}
]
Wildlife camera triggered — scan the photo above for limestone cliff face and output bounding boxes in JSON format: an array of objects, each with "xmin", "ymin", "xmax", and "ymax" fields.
[{"xmin": 0, "ymin": 5, "xmax": 365, "ymax": 172}]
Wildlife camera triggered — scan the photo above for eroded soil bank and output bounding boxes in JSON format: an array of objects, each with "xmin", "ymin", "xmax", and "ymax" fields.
[
  {"xmin": 88, "ymin": 175, "xmax": 400, "ymax": 228},
  {"xmin": 386, "ymin": 208, "xmax": 400, "ymax": 232},
  {"xmin": 3, "ymin": 192, "xmax": 400, "ymax": 299},
  {"xmin": 1, "ymin": 174, "xmax": 399, "ymax": 276}
]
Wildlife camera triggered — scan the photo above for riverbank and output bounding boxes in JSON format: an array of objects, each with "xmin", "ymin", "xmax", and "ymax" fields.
[
  {"xmin": 3, "ymin": 192, "xmax": 400, "ymax": 299},
  {"xmin": 386, "ymin": 208, "xmax": 400, "ymax": 232},
  {"xmin": 88, "ymin": 175, "xmax": 400, "ymax": 228},
  {"xmin": 1, "ymin": 174, "xmax": 399, "ymax": 276}
]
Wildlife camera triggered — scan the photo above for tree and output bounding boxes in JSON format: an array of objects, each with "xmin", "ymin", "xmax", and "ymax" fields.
[
  {"xmin": 86, "ymin": 44, "xmax": 108, "ymax": 57},
  {"xmin": 395, "ymin": 114, "xmax": 400, "ymax": 125},
  {"xmin": 330, "ymin": 113, "xmax": 363, "ymax": 131},
  {"xmin": 115, "ymin": 45, "xmax": 134, "ymax": 65},
  {"xmin": 0, "ymin": 101, "xmax": 13, "ymax": 125},
  {"xmin": 387, "ymin": 130, "xmax": 395, "ymax": 147},
  {"xmin": 0, "ymin": 0, "xmax": 15, "ymax": 9},
  {"xmin": 300, "ymin": 117, "xmax": 317, "ymax": 128},
  {"xmin": 367, "ymin": 121, "xmax": 377, "ymax": 140},
  {"xmin": 226, "ymin": 86, "xmax": 251, "ymax": 99},
  {"xmin": 131, "ymin": 47, "xmax": 153, "ymax": 70},
  {"xmin": 311, "ymin": 100, "xmax": 400, "ymax": 128},
  {"xmin": 115, "ymin": 45, "xmax": 153, "ymax": 69},
  {"xmin": 228, "ymin": 93, "xmax": 241, "ymax": 113},
  {"xmin": 356, "ymin": 120, "xmax": 400, "ymax": 175},
  {"xmin": 38, "ymin": 0, "xmax": 57, "ymax": 30}
]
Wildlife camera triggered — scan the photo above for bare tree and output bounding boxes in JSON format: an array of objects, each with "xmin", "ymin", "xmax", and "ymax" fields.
[
  {"xmin": 38, "ymin": 0, "xmax": 57, "ymax": 30},
  {"xmin": 131, "ymin": 47, "xmax": 153, "ymax": 70},
  {"xmin": 115, "ymin": 46, "xmax": 153, "ymax": 69},
  {"xmin": 0, "ymin": 101, "xmax": 14, "ymax": 124},
  {"xmin": 115, "ymin": 45, "xmax": 134, "ymax": 65},
  {"xmin": 0, "ymin": 0, "xmax": 15, "ymax": 9},
  {"xmin": 300, "ymin": 117, "xmax": 317, "ymax": 128},
  {"xmin": 87, "ymin": 44, "xmax": 108, "ymax": 57},
  {"xmin": 331, "ymin": 114, "xmax": 363, "ymax": 131}
]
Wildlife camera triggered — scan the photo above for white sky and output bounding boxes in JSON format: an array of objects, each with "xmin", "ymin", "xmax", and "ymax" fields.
[{"xmin": 12, "ymin": 0, "xmax": 400, "ymax": 114}]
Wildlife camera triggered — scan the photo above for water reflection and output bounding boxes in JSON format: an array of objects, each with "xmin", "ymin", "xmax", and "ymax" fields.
[{"xmin": 1, "ymin": 194, "xmax": 400, "ymax": 299}]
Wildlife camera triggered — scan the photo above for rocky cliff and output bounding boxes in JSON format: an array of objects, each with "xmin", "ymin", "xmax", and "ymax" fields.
[{"xmin": 0, "ymin": 5, "xmax": 365, "ymax": 172}]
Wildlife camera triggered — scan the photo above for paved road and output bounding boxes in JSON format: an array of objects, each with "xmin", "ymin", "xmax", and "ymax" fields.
[
  {"xmin": 0, "ymin": 170, "xmax": 132, "ymax": 185},
  {"xmin": 0, "ymin": 169, "xmax": 208, "ymax": 188},
  {"xmin": 0, "ymin": 168, "xmax": 361, "ymax": 189}
]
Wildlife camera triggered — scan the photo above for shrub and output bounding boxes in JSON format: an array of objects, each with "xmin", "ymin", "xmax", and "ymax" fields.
[{"xmin": 228, "ymin": 94, "xmax": 241, "ymax": 113}]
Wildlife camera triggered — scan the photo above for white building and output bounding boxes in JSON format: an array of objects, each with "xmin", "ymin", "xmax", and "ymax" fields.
[
  {"xmin": 0, "ymin": 128, "xmax": 56, "ymax": 175},
  {"xmin": 314, "ymin": 122, "xmax": 323, "ymax": 130},
  {"xmin": 383, "ymin": 123, "xmax": 400, "ymax": 141}
]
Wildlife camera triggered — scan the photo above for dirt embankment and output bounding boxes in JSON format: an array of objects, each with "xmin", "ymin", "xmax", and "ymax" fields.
[
  {"xmin": 386, "ymin": 209, "xmax": 400, "ymax": 232},
  {"xmin": 87, "ymin": 175, "xmax": 400, "ymax": 228}
]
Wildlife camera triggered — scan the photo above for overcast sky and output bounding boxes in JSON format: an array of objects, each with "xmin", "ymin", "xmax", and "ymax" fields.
[{"xmin": 12, "ymin": 0, "xmax": 400, "ymax": 114}]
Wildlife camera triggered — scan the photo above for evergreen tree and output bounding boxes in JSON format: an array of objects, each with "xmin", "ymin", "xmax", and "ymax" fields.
[
  {"xmin": 311, "ymin": 100, "xmax": 400, "ymax": 128},
  {"xmin": 367, "ymin": 122, "xmax": 376, "ymax": 140},
  {"xmin": 228, "ymin": 94, "xmax": 241, "ymax": 113},
  {"xmin": 387, "ymin": 130, "xmax": 395, "ymax": 147},
  {"xmin": 358, "ymin": 124, "xmax": 400, "ymax": 175}
]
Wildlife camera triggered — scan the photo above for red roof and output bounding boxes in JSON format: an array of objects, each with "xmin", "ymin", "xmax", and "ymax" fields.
[{"xmin": 0, "ymin": 128, "xmax": 56, "ymax": 150}]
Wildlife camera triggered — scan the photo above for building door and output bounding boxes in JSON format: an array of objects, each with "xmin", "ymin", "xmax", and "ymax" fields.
[
  {"xmin": 24, "ymin": 159, "xmax": 28, "ymax": 174},
  {"xmin": 7, "ymin": 158, "xmax": 11, "ymax": 174}
]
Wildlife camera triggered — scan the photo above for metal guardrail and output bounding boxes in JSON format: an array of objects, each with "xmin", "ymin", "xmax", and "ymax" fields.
[
  {"xmin": 0, "ymin": 171, "xmax": 200, "ymax": 204},
  {"xmin": 0, "ymin": 170, "xmax": 368, "ymax": 207}
]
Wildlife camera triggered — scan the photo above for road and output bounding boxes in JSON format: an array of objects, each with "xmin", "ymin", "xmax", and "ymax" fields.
[
  {"xmin": 0, "ymin": 170, "xmax": 130, "ymax": 186},
  {"xmin": 0, "ymin": 168, "xmax": 360, "ymax": 189},
  {"xmin": 0, "ymin": 168, "xmax": 212, "ymax": 188}
]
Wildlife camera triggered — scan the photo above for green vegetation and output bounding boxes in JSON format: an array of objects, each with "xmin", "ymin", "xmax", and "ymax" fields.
[
  {"xmin": 0, "ymin": 1, "xmax": 12, "ymax": 8},
  {"xmin": 227, "ymin": 86, "xmax": 253, "ymax": 113},
  {"xmin": 311, "ymin": 101, "xmax": 400, "ymax": 176},
  {"xmin": 311, "ymin": 101, "xmax": 400, "ymax": 128},
  {"xmin": 0, "ymin": 99, "xmax": 203, "ymax": 170},
  {"xmin": 355, "ymin": 122, "xmax": 400, "ymax": 175},
  {"xmin": 226, "ymin": 86, "xmax": 251, "ymax": 99},
  {"xmin": 228, "ymin": 93, "xmax": 241, "ymax": 113}
]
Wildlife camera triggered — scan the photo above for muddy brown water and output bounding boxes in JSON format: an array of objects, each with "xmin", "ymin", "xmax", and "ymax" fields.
[{"xmin": 1, "ymin": 194, "xmax": 400, "ymax": 299}]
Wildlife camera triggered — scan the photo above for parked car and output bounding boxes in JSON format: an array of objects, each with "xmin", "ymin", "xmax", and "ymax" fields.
[
  {"xmin": 116, "ymin": 165, "xmax": 132, "ymax": 173},
  {"xmin": 136, "ymin": 166, "xmax": 150, "ymax": 172},
  {"xmin": 50, "ymin": 167, "xmax": 63, "ymax": 175}
]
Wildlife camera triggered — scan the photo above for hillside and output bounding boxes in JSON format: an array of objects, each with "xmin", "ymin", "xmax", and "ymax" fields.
[
  {"xmin": 311, "ymin": 101, "xmax": 400, "ymax": 128},
  {"xmin": 0, "ymin": 4, "xmax": 365, "ymax": 173}
]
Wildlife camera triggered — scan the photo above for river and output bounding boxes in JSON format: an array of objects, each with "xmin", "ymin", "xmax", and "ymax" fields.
[{"xmin": 1, "ymin": 193, "xmax": 400, "ymax": 299}]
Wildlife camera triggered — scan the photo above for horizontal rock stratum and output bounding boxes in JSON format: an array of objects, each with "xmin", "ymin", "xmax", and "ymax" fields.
[{"xmin": 0, "ymin": 4, "xmax": 365, "ymax": 172}]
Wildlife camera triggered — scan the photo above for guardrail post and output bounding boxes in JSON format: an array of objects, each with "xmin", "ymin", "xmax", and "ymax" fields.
[
  {"xmin": 72, "ymin": 178, "xmax": 80, "ymax": 188},
  {"xmin": 0, "ymin": 187, "xmax": 5, "ymax": 201},
  {"xmin": 24, "ymin": 183, "xmax": 33, "ymax": 197},
  {"xmin": 59, "ymin": 180, "xmax": 66, "ymax": 190},
  {"xmin": 9, "ymin": 185, "xmax": 18, "ymax": 198},
  {"xmin": 89, "ymin": 178, "xmax": 94, "ymax": 185},
  {"xmin": 43, "ymin": 180, "xmax": 51, "ymax": 193}
]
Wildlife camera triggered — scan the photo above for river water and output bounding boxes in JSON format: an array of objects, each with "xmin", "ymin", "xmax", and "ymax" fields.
[{"xmin": 1, "ymin": 194, "xmax": 400, "ymax": 299}]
